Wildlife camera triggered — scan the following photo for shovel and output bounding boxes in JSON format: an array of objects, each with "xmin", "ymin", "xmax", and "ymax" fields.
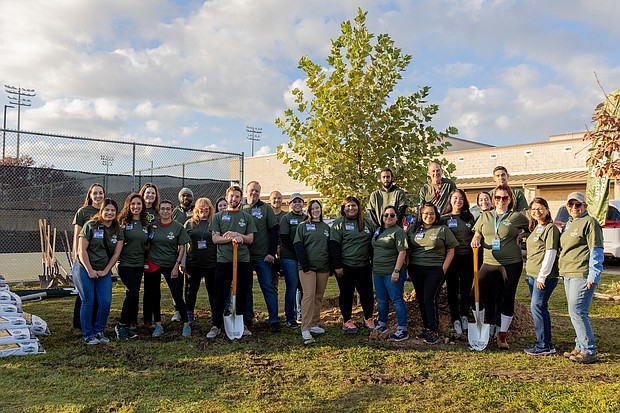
[
  {"xmin": 224, "ymin": 241, "xmax": 244, "ymax": 340},
  {"xmin": 468, "ymin": 247, "xmax": 490, "ymax": 351}
]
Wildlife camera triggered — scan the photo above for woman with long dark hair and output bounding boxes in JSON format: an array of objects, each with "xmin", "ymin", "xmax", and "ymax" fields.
[
  {"xmin": 74, "ymin": 198, "xmax": 124, "ymax": 344},
  {"xmin": 524, "ymin": 197, "xmax": 560, "ymax": 356},
  {"xmin": 330, "ymin": 196, "xmax": 375, "ymax": 333},
  {"xmin": 115, "ymin": 193, "xmax": 148, "ymax": 340},
  {"xmin": 139, "ymin": 182, "xmax": 160, "ymax": 224},
  {"xmin": 408, "ymin": 202, "xmax": 458, "ymax": 344},
  {"xmin": 441, "ymin": 189, "xmax": 475, "ymax": 335}
]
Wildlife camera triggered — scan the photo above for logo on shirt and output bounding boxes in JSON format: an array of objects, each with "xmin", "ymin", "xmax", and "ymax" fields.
[
  {"xmin": 167, "ymin": 232, "xmax": 175, "ymax": 240},
  {"xmin": 324, "ymin": 230, "xmax": 329, "ymax": 237},
  {"xmin": 238, "ymin": 219, "xmax": 246, "ymax": 228},
  {"xmin": 111, "ymin": 235, "xmax": 118, "ymax": 244},
  {"xmin": 429, "ymin": 235, "xmax": 437, "ymax": 241}
]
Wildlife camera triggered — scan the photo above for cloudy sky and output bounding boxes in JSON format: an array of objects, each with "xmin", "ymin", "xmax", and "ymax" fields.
[{"xmin": 1, "ymin": 0, "xmax": 619, "ymax": 158}]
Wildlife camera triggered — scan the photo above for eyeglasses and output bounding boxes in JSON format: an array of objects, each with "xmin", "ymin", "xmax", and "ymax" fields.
[
  {"xmin": 567, "ymin": 202, "xmax": 583, "ymax": 209},
  {"xmin": 383, "ymin": 213, "xmax": 396, "ymax": 218},
  {"xmin": 494, "ymin": 195, "xmax": 510, "ymax": 202}
]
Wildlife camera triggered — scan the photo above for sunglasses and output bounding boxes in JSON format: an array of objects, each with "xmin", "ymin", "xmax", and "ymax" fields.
[
  {"xmin": 383, "ymin": 213, "xmax": 396, "ymax": 218},
  {"xmin": 494, "ymin": 195, "xmax": 510, "ymax": 202},
  {"xmin": 567, "ymin": 202, "xmax": 583, "ymax": 209}
]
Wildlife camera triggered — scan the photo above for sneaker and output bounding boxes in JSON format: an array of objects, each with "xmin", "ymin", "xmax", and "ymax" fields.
[
  {"xmin": 126, "ymin": 328, "xmax": 138, "ymax": 340},
  {"xmin": 563, "ymin": 348, "xmax": 581, "ymax": 359},
  {"xmin": 270, "ymin": 322, "xmax": 281, "ymax": 333},
  {"xmin": 152, "ymin": 324, "xmax": 164, "ymax": 338},
  {"xmin": 95, "ymin": 332, "xmax": 110, "ymax": 344},
  {"xmin": 83, "ymin": 335, "xmax": 100, "ymax": 345},
  {"xmin": 453, "ymin": 320, "xmax": 462, "ymax": 335},
  {"xmin": 182, "ymin": 323, "xmax": 192, "ymax": 337},
  {"xmin": 570, "ymin": 352, "xmax": 599, "ymax": 364},
  {"xmin": 187, "ymin": 311, "xmax": 194, "ymax": 323},
  {"xmin": 424, "ymin": 331, "xmax": 441, "ymax": 344},
  {"xmin": 497, "ymin": 332, "xmax": 509, "ymax": 350},
  {"xmin": 310, "ymin": 326, "xmax": 325, "ymax": 335},
  {"xmin": 416, "ymin": 329, "xmax": 430, "ymax": 340},
  {"xmin": 343, "ymin": 319, "xmax": 359, "ymax": 334},
  {"xmin": 285, "ymin": 321, "xmax": 300, "ymax": 329},
  {"xmin": 206, "ymin": 326, "xmax": 221, "ymax": 339},
  {"xmin": 242, "ymin": 325, "xmax": 252, "ymax": 337},
  {"xmin": 171, "ymin": 311, "xmax": 182, "ymax": 322},
  {"xmin": 460, "ymin": 316, "xmax": 469, "ymax": 331},
  {"xmin": 301, "ymin": 330, "xmax": 313, "ymax": 340},
  {"xmin": 524, "ymin": 346, "xmax": 554, "ymax": 356},
  {"xmin": 389, "ymin": 329, "xmax": 409, "ymax": 342},
  {"xmin": 373, "ymin": 325, "xmax": 389, "ymax": 334},
  {"xmin": 363, "ymin": 318, "xmax": 376, "ymax": 330},
  {"xmin": 115, "ymin": 324, "xmax": 128, "ymax": 341},
  {"xmin": 548, "ymin": 347, "xmax": 556, "ymax": 355}
]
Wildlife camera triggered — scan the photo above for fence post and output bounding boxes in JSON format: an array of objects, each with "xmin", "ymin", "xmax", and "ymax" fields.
[{"xmin": 132, "ymin": 142, "xmax": 136, "ymax": 192}]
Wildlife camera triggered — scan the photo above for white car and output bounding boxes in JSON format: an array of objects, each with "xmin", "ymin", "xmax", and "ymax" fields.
[{"xmin": 554, "ymin": 200, "xmax": 620, "ymax": 258}]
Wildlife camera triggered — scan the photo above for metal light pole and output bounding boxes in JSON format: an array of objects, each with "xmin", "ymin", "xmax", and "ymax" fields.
[
  {"xmin": 2, "ymin": 104, "xmax": 14, "ymax": 159},
  {"xmin": 246, "ymin": 126, "xmax": 262, "ymax": 157},
  {"xmin": 101, "ymin": 155, "xmax": 114, "ymax": 189},
  {"xmin": 5, "ymin": 85, "xmax": 36, "ymax": 159}
]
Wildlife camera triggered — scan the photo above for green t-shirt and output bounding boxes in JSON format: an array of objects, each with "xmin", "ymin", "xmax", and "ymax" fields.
[
  {"xmin": 184, "ymin": 219, "xmax": 217, "ymax": 269},
  {"xmin": 490, "ymin": 187, "xmax": 528, "ymax": 212},
  {"xmin": 241, "ymin": 201, "xmax": 278, "ymax": 260},
  {"xmin": 145, "ymin": 207, "xmax": 158, "ymax": 224},
  {"xmin": 279, "ymin": 211, "xmax": 305, "ymax": 260},
  {"xmin": 118, "ymin": 219, "xmax": 148, "ymax": 268},
  {"xmin": 418, "ymin": 177, "xmax": 457, "ymax": 211},
  {"xmin": 173, "ymin": 206, "xmax": 193, "ymax": 225},
  {"xmin": 525, "ymin": 223, "xmax": 560, "ymax": 278},
  {"xmin": 558, "ymin": 213, "xmax": 603, "ymax": 278},
  {"xmin": 330, "ymin": 217, "xmax": 374, "ymax": 267},
  {"xmin": 371, "ymin": 225, "xmax": 408, "ymax": 275},
  {"xmin": 73, "ymin": 205, "xmax": 99, "ymax": 227},
  {"xmin": 473, "ymin": 210, "xmax": 529, "ymax": 266},
  {"xmin": 147, "ymin": 220, "xmax": 190, "ymax": 267},
  {"xmin": 294, "ymin": 221, "xmax": 331, "ymax": 272},
  {"xmin": 367, "ymin": 186, "xmax": 408, "ymax": 225},
  {"xmin": 79, "ymin": 220, "xmax": 124, "ymax": 271},
  {"xmin": 440, "ymin": 213, "xmax": 475, "ymax": 255},
  {"xmin": 211, "ymin": 210, "xmax": 257, "ymax": 263},
  {"xmin": 407, "ymin": 224, "xmax": 459, "ymax": 267}
]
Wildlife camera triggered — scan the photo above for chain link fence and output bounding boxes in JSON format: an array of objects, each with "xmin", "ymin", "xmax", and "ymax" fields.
[{"xmin": 0, "ymin": 128, "xmax": 244, "ymax": 284}]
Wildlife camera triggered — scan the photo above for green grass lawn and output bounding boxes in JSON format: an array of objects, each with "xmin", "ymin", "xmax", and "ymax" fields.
[{"xmin": 1, "ymin": 273, "xmax": 619, "ymax": 412}]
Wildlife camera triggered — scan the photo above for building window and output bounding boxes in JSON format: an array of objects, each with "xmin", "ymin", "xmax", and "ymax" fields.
[
  {"xmin": 524, "ymin": 149, "xmax": 533, "ymax": 156},
  {"xmin": 564, "ymin": 146, "xmax": 573, "ymax": 152},
  {"xmin": 490, "ymin": 154, "xmax": 497, "ymax": 159},
  {"xmin": 457, "ymin": 156, "xmax": 465, "ymax": 162}
]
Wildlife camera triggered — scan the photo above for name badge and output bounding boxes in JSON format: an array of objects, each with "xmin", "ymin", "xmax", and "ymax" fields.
[
  {"xmin": 492, "ymin": 237, "xmax": 501, "ymax": 251},
  {"xmin": 222, "ymin": 214, "xmax": 231, "ymax": 222},
  {"xmin": 93, "ymin": 229, "xmax": 104, "ymax": 239},
  {"xmin": 125, "ymin": 224, "xmax": 133, "ymax": 230},
  {"xmin": 252, "ymin": 208, "xmax": 262, "ymax": 218},
  {"xmin": 186, "ymin": 211, "xmax": 193, "ymax": 217},
  {"xmin": 290, "ymin": 218, "xmax": 298, "ymax": 225},
  {"xmin": 536, "ymin": 226, "xmax": 544, "ymax": 233},
  {"xmin": 306, "ymin": 223, "xmax": 316, "ymax": 231},
  {"xmin": 447, "ymin": 218, "xmax": 458, "ymax": 228},
  {"xmin": 415, "ymin": 232, "xmax": 424, "ymax": 240},
  {"xmin": 197, "ymin": 240, "xmax": 207, "ymax": 249},
  {"xmin": 345, "ymin": 223, "xmax": 355, "ymax": 231}
]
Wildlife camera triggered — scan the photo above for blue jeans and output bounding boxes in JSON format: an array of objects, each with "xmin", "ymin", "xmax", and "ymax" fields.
[
  {"xmin": 564, "ymin": 277, "xmax": 598, "ymax": 355},
  {"xmin": 245, "ymin": 259, "xmax": 280, "ymax": 324},
  {"xmin": 526, "ymin": 275, "xmax": 558, "ymax": 350},
  {"xmin": 280, "ymin": 258, "xmax": 300, "ymax": 323},
  {"xmin": 73, "ymin": 263, "xmax": 112, "ymax": 338},
  {"xmin": 373, "ymin": 270, "xmax": 408, "ymax": 331}
]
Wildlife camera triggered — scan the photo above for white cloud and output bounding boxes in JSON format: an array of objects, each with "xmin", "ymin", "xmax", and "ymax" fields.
[
  {"xmin": 145, "ymin": 120, "xmax": 161, "ymax": 132},
  {"xmin": 254, "ymin": 145, "xmax": 272, "ymax": 156}
]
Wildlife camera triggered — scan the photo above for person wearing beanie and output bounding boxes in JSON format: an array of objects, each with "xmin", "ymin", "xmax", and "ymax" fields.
[{"xmin": 173, "ymin": 188, "xmax": 195, "ymax": 225}]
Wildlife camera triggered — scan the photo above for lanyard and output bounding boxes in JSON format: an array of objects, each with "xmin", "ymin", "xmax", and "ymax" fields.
[
  {"xmin": 434, "ymin": 182, "xmax": 442, "ymax": 201},
  {"xmin": 493, "ymin": 211, "xmax": 507, "ymax": 236},
  {"xmin": 199, "ymin": 220, "xmax": 209, "ymax": 241}
]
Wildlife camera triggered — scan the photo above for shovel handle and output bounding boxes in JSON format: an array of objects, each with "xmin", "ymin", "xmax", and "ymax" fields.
[
  {"xmin": 472, "ymin": 247, "xmax": 479, "ymax": 303},
  {"xmin": 231, "ymin": 241, "xmax": 238, "ymax": 295}
]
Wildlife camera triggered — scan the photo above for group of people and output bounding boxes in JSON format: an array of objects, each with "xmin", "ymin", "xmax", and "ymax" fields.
[{"xmin": 69, "ymin": 163, "xmax": 602, "ymax": 364}]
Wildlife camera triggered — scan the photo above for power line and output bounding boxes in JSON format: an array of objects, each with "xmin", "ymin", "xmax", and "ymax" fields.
[{"xmin": 246, "ymin": 126, "xmax": 262, "ymax": 157}]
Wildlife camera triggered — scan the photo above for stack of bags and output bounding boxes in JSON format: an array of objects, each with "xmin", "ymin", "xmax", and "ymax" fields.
[{"xmin": 0, "ymin": 276, "xmax": 49, "ymax": 357}]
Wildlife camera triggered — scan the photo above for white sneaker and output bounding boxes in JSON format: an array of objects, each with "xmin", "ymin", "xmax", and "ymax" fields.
[
  {"xmin": 310, "ymin": 326, "xmax": 325, "ymax": 334},
  {"xmin": 453, "ymin": 320, "xmax": 462, "ymax": 335},
  {"xmin": 301, "ymin": 330, "xmax": 313, "ymax": 340},
  {"xmin": 242, "ymin": 325, "xmax": 252, "ymax": 337},
  {"xmin": 206, "ymin": 326, "xmax": 221, "ymax": 339},
  {"xmin": 460, "ymin": 316, "xmax": 469, "ymax": 331},
  {"xmin": 171, "ymin": 311, "xmax": 182, "ymax": 322}
]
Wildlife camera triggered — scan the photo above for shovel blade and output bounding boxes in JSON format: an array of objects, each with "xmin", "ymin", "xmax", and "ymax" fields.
[
  {"xmin": 223, "ymin": 296, "xmax": 244, "ymax": 340},
  {"xmin": 468, "ymin": 302, "xmax": 490, "ymax": 351}
]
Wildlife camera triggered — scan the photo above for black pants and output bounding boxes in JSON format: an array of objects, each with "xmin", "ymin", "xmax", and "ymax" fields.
[
  {"xmin": 118, "ymin": 266, "xmax": 143, "ymax": 326},
  {"xmin": 185, "ymin": 265, "xmax": 216, "ymax": 313},
  {"xmin": 410, "ymin": 264, "xmax": 445, "ymax": 332},
  {"xmin": 212, "ymin": 262, "xmax": 252, "ymax": 328},
  {"xmin": 335, "ymin": 263, "xmax": 374, "ymax": 321},
  {"xmin": 73, "ymin": 295, "xmax": 97, "ymax": 328},
  {"xmin": 477, "ymin": 262, "xmax": 522, "ymax": 324},
  {"xmin": 445, "ymin": 253, "xmax": 474, "ymax": 321},
  {"xmin": 143, "ymin": 266, "xmax": 188, "ymax": 324}
]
